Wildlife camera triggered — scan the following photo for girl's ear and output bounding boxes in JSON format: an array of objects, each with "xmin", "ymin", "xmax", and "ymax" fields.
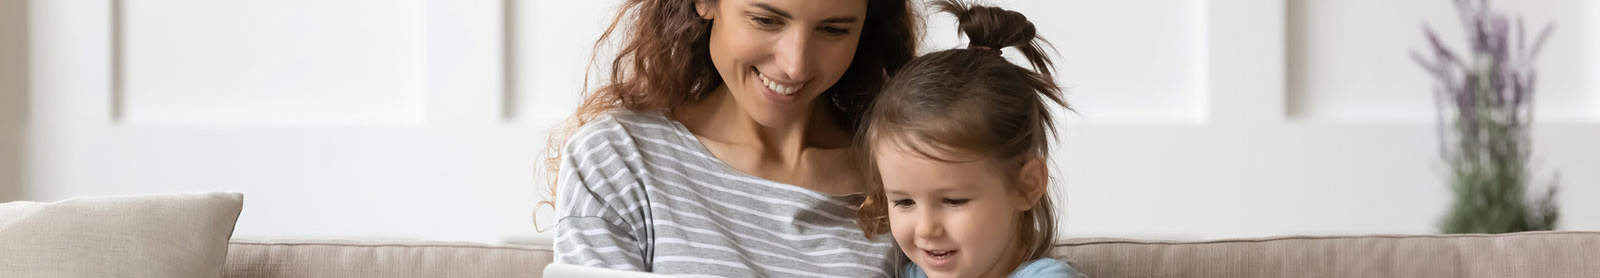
[
  {"xmin": 695, "ymin": 0, "xmax": 716, "ymax": 21},
  {"xmin": 1012, "ymin": 156, "xmax": 1049, "ymax": 212}
]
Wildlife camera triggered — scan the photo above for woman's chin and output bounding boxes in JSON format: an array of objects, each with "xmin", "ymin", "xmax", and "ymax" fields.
[{"xmin": 735, "ymin": 91, "xmax": 814, "ymax": 128}]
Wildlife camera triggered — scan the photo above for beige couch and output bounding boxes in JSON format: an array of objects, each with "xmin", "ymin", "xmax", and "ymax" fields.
[
  {"xmin": 223, "ymin": 231, "xmax": 1600, "ymax": 278},
  {"xmin": 7, "ymin": 193, "xmax": 1593, "ymax": 277}
]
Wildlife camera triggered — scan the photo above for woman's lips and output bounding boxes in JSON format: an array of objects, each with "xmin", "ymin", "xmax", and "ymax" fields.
[
  {"xmin": 753, "ymin": 68, "xmax": 799, "ymax": 104},
  {"xmin": 756, "ymin": 69, "xmax": 803, "ymax": 95}
]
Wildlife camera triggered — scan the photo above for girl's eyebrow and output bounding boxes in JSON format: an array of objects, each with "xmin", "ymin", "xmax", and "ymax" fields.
[
  {"xmin": 886, "ymin": 187, "xmax": 960, "ymax": 196},
  {"xmin": 750, "ymin": 3, "xmax": 858, "ymax": 24}
]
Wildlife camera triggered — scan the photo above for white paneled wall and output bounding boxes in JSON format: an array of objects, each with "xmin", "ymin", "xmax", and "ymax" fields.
[
  {"xmin": 14, "ymin": 0, "xmax": 1600, "ymax": 243},
  {"xmin": 509, "ymin": 0, "xmax": 615, "ymax": 123},
  {"xmin": 993, "ymin": 1, "xmax": 1210, "ymax": 123},
  {"xmin": 1287, "ymin": 0, "xmax": 1598, "ymax": 123},
  {"xmin": 27, "ymin": 0, "xmax": 533, "ymax": 242},
  {"xmin": 120, "ymin": 0, "xmax": 427, "ymax": 125}
]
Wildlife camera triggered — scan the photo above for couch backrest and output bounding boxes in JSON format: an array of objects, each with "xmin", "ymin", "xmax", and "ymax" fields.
[
  {"xmin": 1055, "ymin": 231, "xmax": 1600, "ymax": 278},
  {"xmin": 224, "ymin": 239, "xmax": 551, "ymax": 278},
  {"xmin": 224, "ymin": 231, "xmax": 1600, "ymax": 278}
]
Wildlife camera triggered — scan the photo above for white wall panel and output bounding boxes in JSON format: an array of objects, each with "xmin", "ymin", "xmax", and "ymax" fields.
[
  {"xmin": 928, "ymin": 0, "xmax": 1209, "ymax": 123},
  {"xmin": 17, "ymin": 0, "xmax": 1600, "ymax": 244},
  {"xmin": 120, "ymin": 0, "xmax": 426, "ymax": 125},
  {"xmin": 27, "ymin": 0, "xmax": 539, "ymax": 243},
  {"xmin": 1287, "ymin": 0, "xmax": 1598, "ymax": 123},
  {"xmin": 510, "ymin": 0, "xmax": 615, "ymax": 123}
]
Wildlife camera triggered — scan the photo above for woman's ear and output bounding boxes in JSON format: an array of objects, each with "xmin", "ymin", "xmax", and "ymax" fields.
[
  {"xmin": 1012, "ymin": 156, "xmax": 1049, "ymax": 212},
  {"xmin": 695, "ymin": 0, "xmax": 716, "ymax": 21}
]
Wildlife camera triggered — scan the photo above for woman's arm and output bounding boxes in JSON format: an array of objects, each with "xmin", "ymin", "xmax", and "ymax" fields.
[{"xmin": 552, "ymin": 118, "xmax": 651, "ymax": 271}]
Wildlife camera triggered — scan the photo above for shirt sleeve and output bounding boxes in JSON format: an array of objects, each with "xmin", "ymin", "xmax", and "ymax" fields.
[
  {"xmin": 1012, "ymin": 258, "xmax": 1086, "ymax": 278},
  {"xmin": 552, "ymin": 118, "xmax": 653, "ymax": 271}
]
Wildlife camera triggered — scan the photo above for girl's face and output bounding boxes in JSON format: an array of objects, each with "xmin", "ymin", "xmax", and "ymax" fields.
[
  {"xmin": 875, "ymin": 143, "xmax": 1046, "ymax": 278},
  {"xmin": 696, "ymin": 0, "xmax": 867, "ymax": 128}
]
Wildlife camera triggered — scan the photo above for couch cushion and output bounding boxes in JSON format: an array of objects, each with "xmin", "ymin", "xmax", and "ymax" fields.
[
  {"xmin": 1055, "ymin": 231, "xmax": 1600, "ymax": 278},
  {"xmin": 224, "ymin": 239, "xmax": 553, "ymax": 278},
  {"xmin": 0, "ymin": 192, "xmax": 245, "ymax": 278}
]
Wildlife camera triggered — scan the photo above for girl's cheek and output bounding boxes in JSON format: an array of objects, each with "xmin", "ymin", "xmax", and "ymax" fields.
[{"xmin": 888, "ymin": 212, "xmax": 914, "ymax": 238}]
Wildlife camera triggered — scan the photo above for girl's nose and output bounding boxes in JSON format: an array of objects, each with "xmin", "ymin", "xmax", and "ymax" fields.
[{"xmin": 915, "ymin": 212, "xmax": 944, "ymax": 239}]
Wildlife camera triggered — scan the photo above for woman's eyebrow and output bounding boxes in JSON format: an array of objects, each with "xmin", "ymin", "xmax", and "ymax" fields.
[
  {"xmin": 750, "ymin": 3, "xmax": 793, "ymax": 18},
  {"xmin": 750, "ymin": 3, "xmax": 859, "ymax": 24},
  {"xmin": 821, "ymin": 17, "xmax": 858, "ymax": 24}
]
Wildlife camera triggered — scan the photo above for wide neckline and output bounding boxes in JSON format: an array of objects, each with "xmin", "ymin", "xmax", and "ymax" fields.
[{"xmin": 654, "ymin": 111, "xmax": 865, "ymax": 199}]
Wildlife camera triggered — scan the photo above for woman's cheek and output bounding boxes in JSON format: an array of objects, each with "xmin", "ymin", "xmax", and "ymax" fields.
[{"xmin": 821, "ymin": 41, "xmax": 858, "ymax": 76}]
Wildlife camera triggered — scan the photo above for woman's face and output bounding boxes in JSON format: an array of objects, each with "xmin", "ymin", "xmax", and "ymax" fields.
[{"xmin": 697, "ymin": 0, "xmax": 867, "ymax": 128}]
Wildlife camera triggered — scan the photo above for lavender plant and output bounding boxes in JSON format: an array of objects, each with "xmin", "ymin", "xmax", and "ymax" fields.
[{"xmin": 1412, "ymin": 0, "xmax": 1558, "ymax": 234}]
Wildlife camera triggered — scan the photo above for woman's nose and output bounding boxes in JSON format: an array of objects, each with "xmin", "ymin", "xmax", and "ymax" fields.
[{"xmin": 771, "ymin": 30, "xmax": 813, "ymax": 82}]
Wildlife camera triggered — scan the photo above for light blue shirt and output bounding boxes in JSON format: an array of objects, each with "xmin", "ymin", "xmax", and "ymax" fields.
[{"xmin": 904, "ymin": 258, "xmax": 1082, "ymax": 278}]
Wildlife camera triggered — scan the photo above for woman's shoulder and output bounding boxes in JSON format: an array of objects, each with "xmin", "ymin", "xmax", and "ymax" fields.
[
  {"xmin": 573, "ymin": 109, "xmax": 673, "ymax": 132},
  {"xmin": 557, "ymin": 110, "xmax": 678, "ymax": 197},
  {"xmin": 598, "ymin": 109, "xmax": 677, "ymax": 127},
  {"xmin": 562, "ymin": 109, "xmax": 698, "ymax": 163},
  {"xmin": 565, "ymin": 110, "xmax": 675, "ymax": 147}
]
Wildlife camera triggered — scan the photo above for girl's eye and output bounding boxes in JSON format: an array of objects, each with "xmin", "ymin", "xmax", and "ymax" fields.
[
  {"xmin": 820, "ymin": 26, "xmax": 850, "ymax": 36},
  {"xmin": 943, "ymin": 199, "xmax": 969, "ymax": 206},
  {"xmin": 891, "ymin": 199, "xmax": 915, "ymax": 208}
]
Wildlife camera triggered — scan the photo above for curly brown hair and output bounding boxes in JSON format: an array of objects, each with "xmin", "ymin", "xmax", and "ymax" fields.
[{"xmin": 536, "ymin": 0, "xmax": 921, "ymax": 228}]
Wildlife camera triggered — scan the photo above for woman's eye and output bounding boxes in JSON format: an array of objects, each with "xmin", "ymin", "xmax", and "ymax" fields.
[
  {"xmin": 820, "ymin": 26, "xmax": 850, "ymax": 36},
  {"xmin": 891, "ymin": 199, "xmax": 915, "ymax": 208},
  {"xmin": 943, "ymin": 199, "xmax": 969, "ymax": 206},
  {"xmin": 750, "ymin": 16, "xmax": 779, "ymax": 27}
]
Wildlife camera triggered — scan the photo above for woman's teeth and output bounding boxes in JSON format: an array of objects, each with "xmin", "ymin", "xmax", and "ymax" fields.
[{"xmin": 759, "ymin": 73, "xmax": 801, "ymax": 95}]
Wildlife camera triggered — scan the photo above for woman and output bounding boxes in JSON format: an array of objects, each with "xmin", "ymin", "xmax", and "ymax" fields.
[{"xmin": 544, "ymin": 0, "xmax": 919, "ymax": 276}]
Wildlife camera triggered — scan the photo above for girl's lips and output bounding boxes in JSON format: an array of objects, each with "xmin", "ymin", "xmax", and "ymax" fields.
[{"xmin": 921, "ymin": 249, "xmax": 958, "ymax": 270}]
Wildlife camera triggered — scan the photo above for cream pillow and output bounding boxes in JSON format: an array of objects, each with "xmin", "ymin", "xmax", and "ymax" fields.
[{"xmin": 0, "ymin": 192, "xmax": 244, "ymax": 278}]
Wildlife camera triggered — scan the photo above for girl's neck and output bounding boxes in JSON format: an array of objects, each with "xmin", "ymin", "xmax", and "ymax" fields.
[{"xmin": 976, "ymin": 221, "xmax": 1036, "ymax": 278}]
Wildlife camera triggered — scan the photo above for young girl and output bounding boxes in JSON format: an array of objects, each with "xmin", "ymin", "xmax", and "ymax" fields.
[{"xmin": 856, "ymin": 1, "xmax": 1081, "ymax": 277}]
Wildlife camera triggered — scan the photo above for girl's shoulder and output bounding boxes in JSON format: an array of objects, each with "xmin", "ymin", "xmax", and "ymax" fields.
[
  {"xmin": 1009, "ymin": 258, "xmax": 1085, "ymax": 278},
  {"xmin": 901, "ymin": 258, "xmax": 1086, "ymax": 278}
]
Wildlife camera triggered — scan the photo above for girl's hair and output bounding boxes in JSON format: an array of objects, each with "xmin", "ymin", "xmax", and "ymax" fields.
[
  {"xmin": 536, "ymin": 0, "xmax": 920, "ymax": 229},
  {"xmin": 855, "ymin": 0, "xmax": 1066, "ymax": 262}
]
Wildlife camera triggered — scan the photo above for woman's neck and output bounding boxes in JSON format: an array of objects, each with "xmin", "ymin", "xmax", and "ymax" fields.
[{"xmin": 675, "ymin": 85, "xmax": 848, "ymax": 168}]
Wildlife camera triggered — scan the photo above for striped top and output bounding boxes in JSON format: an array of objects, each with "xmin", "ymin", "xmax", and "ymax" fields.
[{"xmin": 553, "ymin": 110, "xmax": 897, "ymax": 277}]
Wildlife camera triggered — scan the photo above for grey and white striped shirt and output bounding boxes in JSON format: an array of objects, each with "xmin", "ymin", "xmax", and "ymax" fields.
[{"xmin": 554, "ymin": 110, "xmax": 897, "ymax": 277}]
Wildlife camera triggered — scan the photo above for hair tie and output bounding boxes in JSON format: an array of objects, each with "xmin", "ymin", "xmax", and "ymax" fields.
[{"xmin": 968, "ymin": 45, "xmax": 1002, "ymax": 56}]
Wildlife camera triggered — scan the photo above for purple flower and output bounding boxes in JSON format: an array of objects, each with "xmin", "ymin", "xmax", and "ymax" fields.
[{"xmin": 1416, "ymin": 0, "xmax": 1560, "ymax": 233}]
